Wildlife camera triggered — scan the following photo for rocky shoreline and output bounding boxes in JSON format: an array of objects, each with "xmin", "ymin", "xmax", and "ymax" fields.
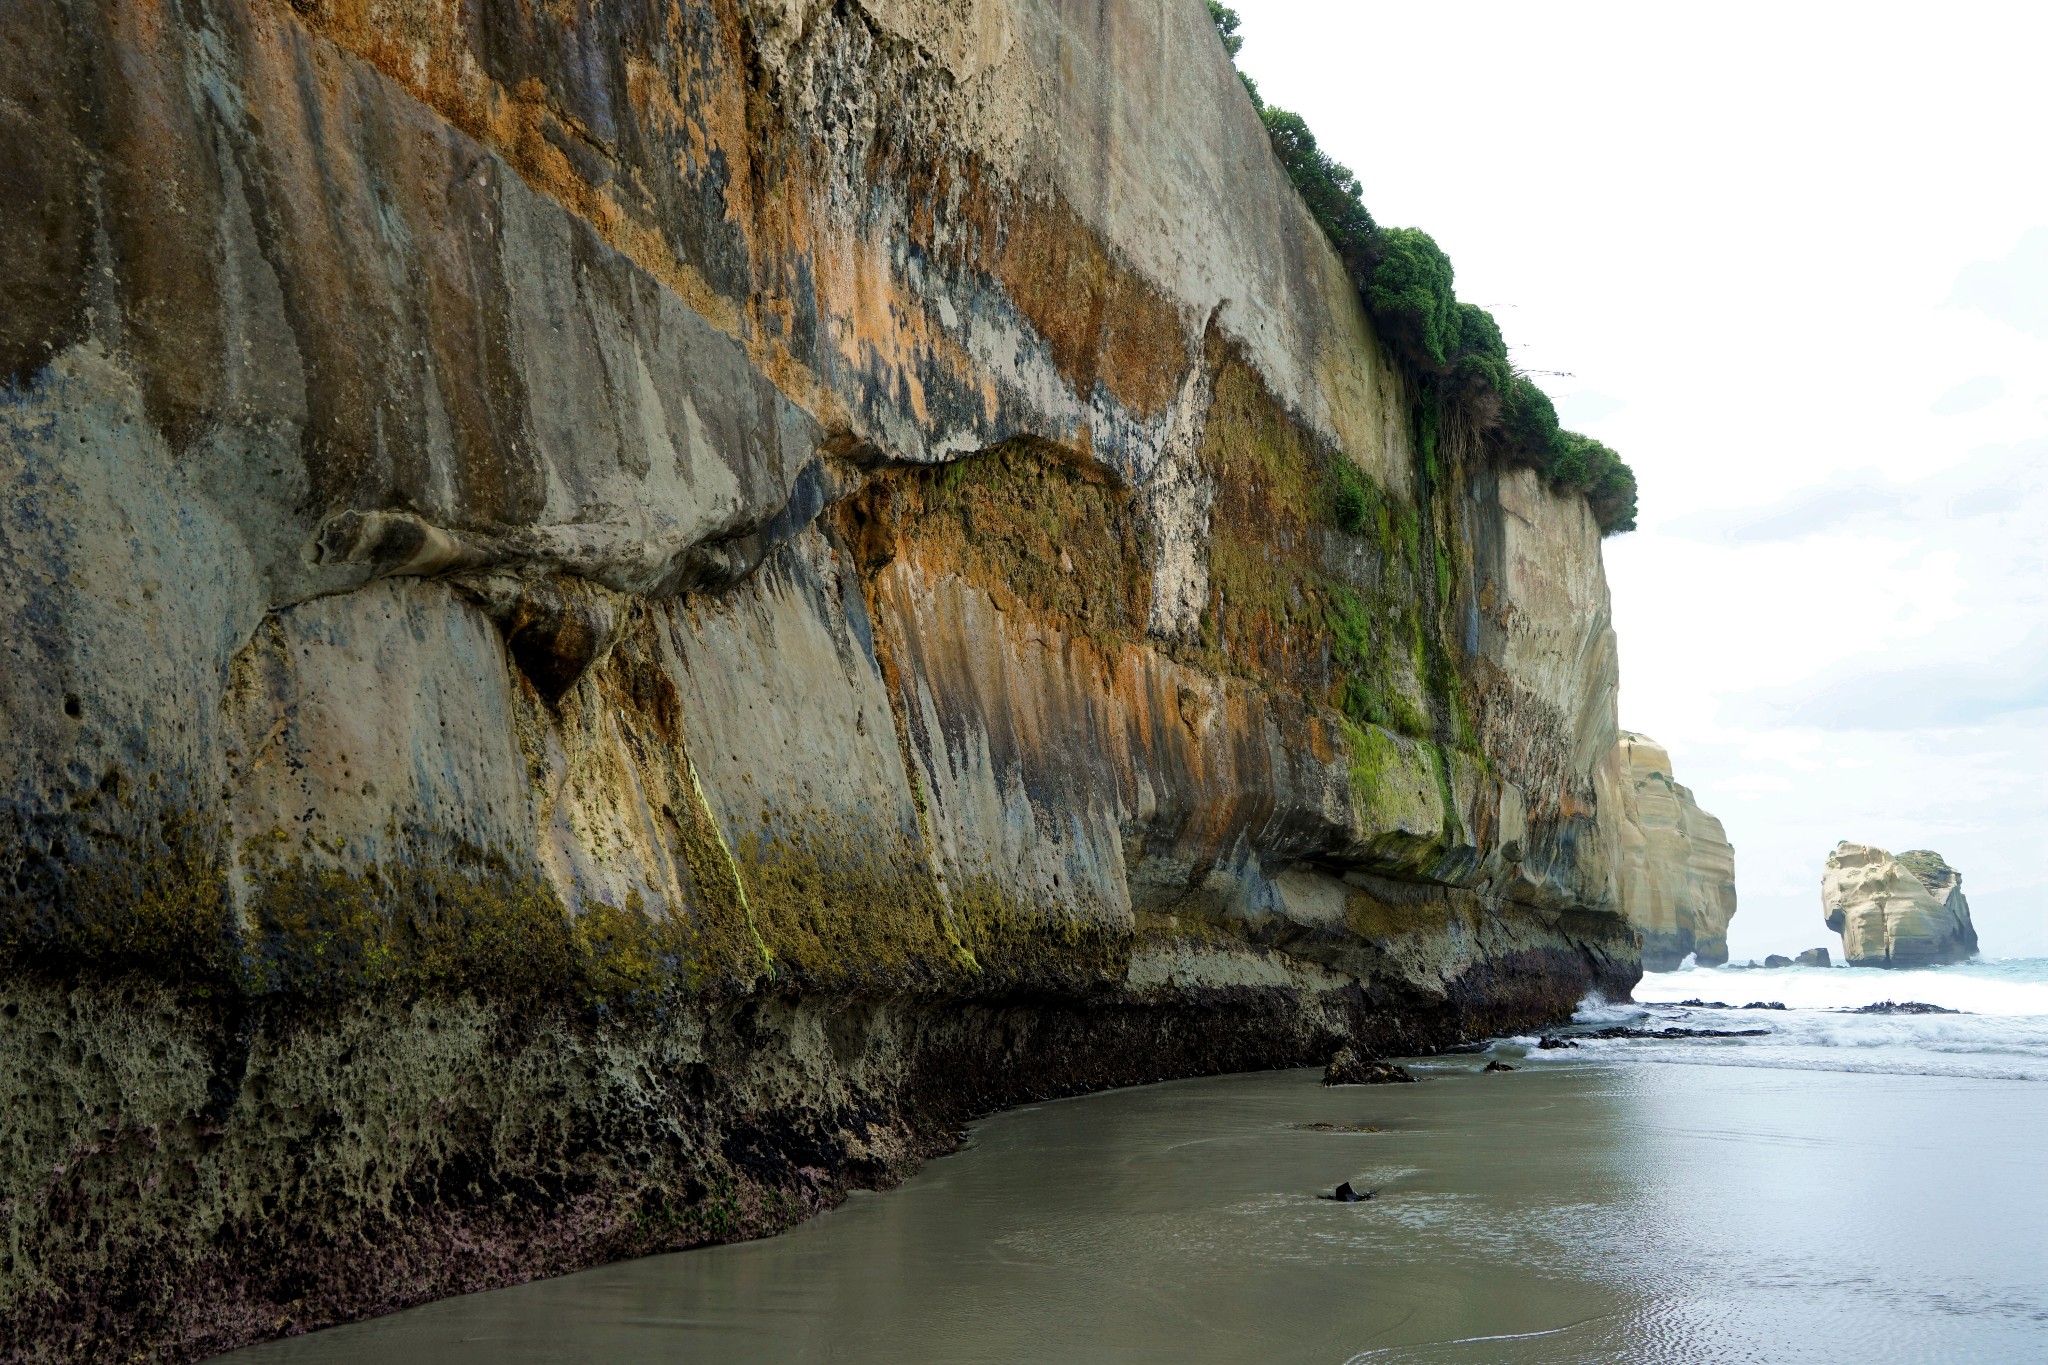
[{"xmin": 5, "ymin": 919, "xmax": 1631, "ymax": 1360}]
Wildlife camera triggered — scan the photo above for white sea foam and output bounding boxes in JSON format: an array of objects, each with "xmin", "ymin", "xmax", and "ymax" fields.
[
  {"xmin": 1635, "ymin": 956, "xmax": 2048, "ymax": 1016},
  {"xmin": 1534, "ymin": 958, "xmax": 2048, "ymax": 1083},
  {"xmin": 1568, "ymin": 994, "xmax": 1650, "ymax": 1026}
]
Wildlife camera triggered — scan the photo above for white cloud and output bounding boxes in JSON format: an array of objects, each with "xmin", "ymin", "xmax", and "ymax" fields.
[
  {"xmin": 1732, "ymin": 628, "xmax": 2048, "ymax": 731},
  {"xmin": 1555, "ymin": 390, "xmax": 1628, "ymax": 426},
  {"xmin": 1953, "ymin": 227, "xmax": 2048, "ymax": 339},
  {"xmin": 1665, "ymin": 441, "xmax": 2044, "ymax": 544},
  {"xmin": 1931, "ymin": 376, "xmax": 2005, "ymax": 416}
]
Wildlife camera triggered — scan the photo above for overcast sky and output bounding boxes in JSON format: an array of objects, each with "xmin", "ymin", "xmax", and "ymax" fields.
[{"xmin": 1230, "ymin": 0, "xmax": 2048, "ymax": 957}]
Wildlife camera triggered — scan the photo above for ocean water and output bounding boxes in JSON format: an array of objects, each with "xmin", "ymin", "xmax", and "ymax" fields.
[
  {"xmin": 1616, "ymin": 955, "xmax": 2048, "ymax": 1083},
  {"xmin": 217, "ymin": 961, "xmax": 2048, "ymax": 1364}
]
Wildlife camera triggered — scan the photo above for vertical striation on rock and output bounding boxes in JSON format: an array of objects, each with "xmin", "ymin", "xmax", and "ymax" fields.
[
  {"xmin": 1823, "ymin": 843, "xmax": 1978, "ymax": 967},
  {"xmin": 1, "ymin": 0, "xmax": 1641, "ymax": 1356},
  {"xmin": 1609, "ymin": 732, "xmax": 1738, "ymax": 968}
]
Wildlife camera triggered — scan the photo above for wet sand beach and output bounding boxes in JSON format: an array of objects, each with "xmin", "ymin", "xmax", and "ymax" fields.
[{"xmin": 222, "ymin": 978, "xmax": 2048, "ymax": 1365}]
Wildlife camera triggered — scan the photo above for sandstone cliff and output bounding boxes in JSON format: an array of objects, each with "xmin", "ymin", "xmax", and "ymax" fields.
[
  {"xmin": 1824, "ymin": 843, "xmax": 1978, "ymax": 967},
  {"xmin": 1610, "ymin": 732, "xmax": 1737, "ymax": 968},
  {"xmin": 0, "ymin": 0, "xmax": 1637, "ymax": 1355}
]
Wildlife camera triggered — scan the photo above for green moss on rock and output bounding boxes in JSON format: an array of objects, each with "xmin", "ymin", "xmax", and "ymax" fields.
[
  {"xmin": 734, "ymin": 822, "xmax": 956, "ymax": 990},
  {"xmin": 1207, "ymin": 11, "xmax": 1639, "ymax": 534},
  {"xmin": 0, "ymin": 807, "xmax": 238, "ymax": 989},
  {"xmin": 840, "ymin": 438, "xmax": 1154, "ymax": 653},
  {"xmin": 1341, "ymin": 720, "xmax": 1454, "ymax": 871},
  {"xmin": 946, "ymin": 873, "xmax": 1131, "ymax": 991},
  {"xmin": 242, "ymin": 837, "xmax": 579, "ymax": 1007}
]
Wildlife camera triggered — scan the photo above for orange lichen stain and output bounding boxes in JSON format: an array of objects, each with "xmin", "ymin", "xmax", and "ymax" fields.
[
  {"xmin": 989, "ymin": 192, "xmax": 1187, "ymax": 419},
  {"xmin": 805, "ymin": 225, "xmax": 993, "ymax": 433},
  {"xmin": 732, "ymin": 98, "xmax": 999, "ymax": 439},
  {"xmin": 1305, "ymin": 712, "xmax": 1341, "ymax": 767},
  {"xmin": 266, "ymin": 0, "xmax": 1186, "ymax": 442},
  {"xmin": 879, "ymin": 147, "xmax": 1190, "ymax": 422},
  {"xmin": 276, "ymin": 0, "xmax": 743, "ymax": 337},
  {"xmin": 859, "ymin": 556, "xmax": 1320, "ymax": 883}
]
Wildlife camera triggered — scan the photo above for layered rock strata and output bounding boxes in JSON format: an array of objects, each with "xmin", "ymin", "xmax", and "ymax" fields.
[
  {"xmin": 0, "ymin": 0, "xmax": 1637, "ymax": 1356},
  {"xmin": 1823, "ymin": 844, "xmax": 1978, "ymax": 967},
  {"xmin": 1610, "ymin": 732, "xmax": 1737, "ymax": 968}
]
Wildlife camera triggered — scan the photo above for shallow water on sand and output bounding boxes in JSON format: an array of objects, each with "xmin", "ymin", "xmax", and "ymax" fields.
[{"xmin": 223, "ymin": 968, "xmax": 2048, "ymax": 1364}]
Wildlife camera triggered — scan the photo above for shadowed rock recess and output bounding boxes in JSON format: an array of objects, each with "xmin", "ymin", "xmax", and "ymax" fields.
[{"xmin": 0, "ymin": 0, "xmax": 1640, "ymax": 1356}]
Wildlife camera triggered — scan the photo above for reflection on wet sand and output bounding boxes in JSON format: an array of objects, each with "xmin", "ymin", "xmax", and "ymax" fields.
[{"xmin": 219, "ymin": 1047, "xmax": 2047, "ymax": 1364}]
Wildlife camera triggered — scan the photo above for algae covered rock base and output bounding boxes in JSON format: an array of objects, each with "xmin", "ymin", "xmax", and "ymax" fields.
[{"xmin": 1, "ymin": 0, "xmax": 1646, "ymax": 1357}]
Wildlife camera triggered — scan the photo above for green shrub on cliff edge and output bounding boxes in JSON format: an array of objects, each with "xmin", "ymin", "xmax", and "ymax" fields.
[
  {"xmin": 1501, "ymin": 374, "xmax": 1560, "ymax": 453},
  {"xmin": 1256, "ymin": 108, "xmax": 1378, "ymax": 254},
  {"xmin": 1453, "ymin": 302, "xmax": 1512, "ymax": 397},
  {"xmin": 1204, "ymin": 3, "xmax": 1638, "ymax": 535},
  {"xmin": 1364, "ymin": 228, "xmax": 1458, "ymax": 368},
  {"xmin": 1207, "ymin": 1, "xmax": 1245, "ymax": 57}
]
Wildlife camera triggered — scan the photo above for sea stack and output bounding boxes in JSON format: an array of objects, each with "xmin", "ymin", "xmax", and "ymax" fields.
[
  {"xmin": 1822, "ymin": 843, "xmax": 1978, "ymax": 967},
  {"xmin": 1611, "ymin": 733, "xmax": 1738, "ymax": 968}
]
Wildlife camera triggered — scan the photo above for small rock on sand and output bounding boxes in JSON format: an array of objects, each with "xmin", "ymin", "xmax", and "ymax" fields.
[{"xmin": 1323, "ymin": 1045, "xmax": 1417, "ymax": 1086}]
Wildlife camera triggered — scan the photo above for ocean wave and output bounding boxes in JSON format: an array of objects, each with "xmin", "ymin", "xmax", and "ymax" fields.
[
  {"xmin": 1569, "ymin": 995, "xmax": 1652, "ymax": 1026},
  {"xmin": 1564, "ymin": 1047, "xmax": 2048, "ymax": 1083},
  {"xmin": 1634, "ymin": 957, "xmax": 2048, "ymax": 1017},
  {"xmin": 1543, "ymin": 962, "xmax": 2048, "ymax": 1082}
]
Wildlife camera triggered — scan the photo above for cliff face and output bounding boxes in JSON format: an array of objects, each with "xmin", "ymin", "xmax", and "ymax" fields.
[
  {"xmin": 1610, "ymin": 733, "xmax": 1737, "ymax": 968},
  {"xmin": 1824, "ymin": 843, "xmax": 1978, "ymax": 967},
  {"xmin": 0, "ymin": 0, "xmax": 1636, "ymax": 1355}
]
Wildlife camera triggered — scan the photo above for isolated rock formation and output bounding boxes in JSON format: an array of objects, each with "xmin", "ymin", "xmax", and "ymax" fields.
[
  {"xmin": 1822, "ymin": 844, "xmax": 1978, "ymax": 967},
  {"xmin": 1794, "ymin": 947, "xmax": 1832, "ymax": 968},
  {"xmin": 0, "ymin": 0, "xmax": 1638, "ymax": 1356},
  {"xmin": 1610, "ymin": 733, "xmax": 1738, "ymax": 968}
]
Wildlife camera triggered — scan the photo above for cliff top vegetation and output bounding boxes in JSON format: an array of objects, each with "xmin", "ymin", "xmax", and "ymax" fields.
[{"xmin": 1207, "ymin": 2, "xmax": 1637, "ymax": 534}]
